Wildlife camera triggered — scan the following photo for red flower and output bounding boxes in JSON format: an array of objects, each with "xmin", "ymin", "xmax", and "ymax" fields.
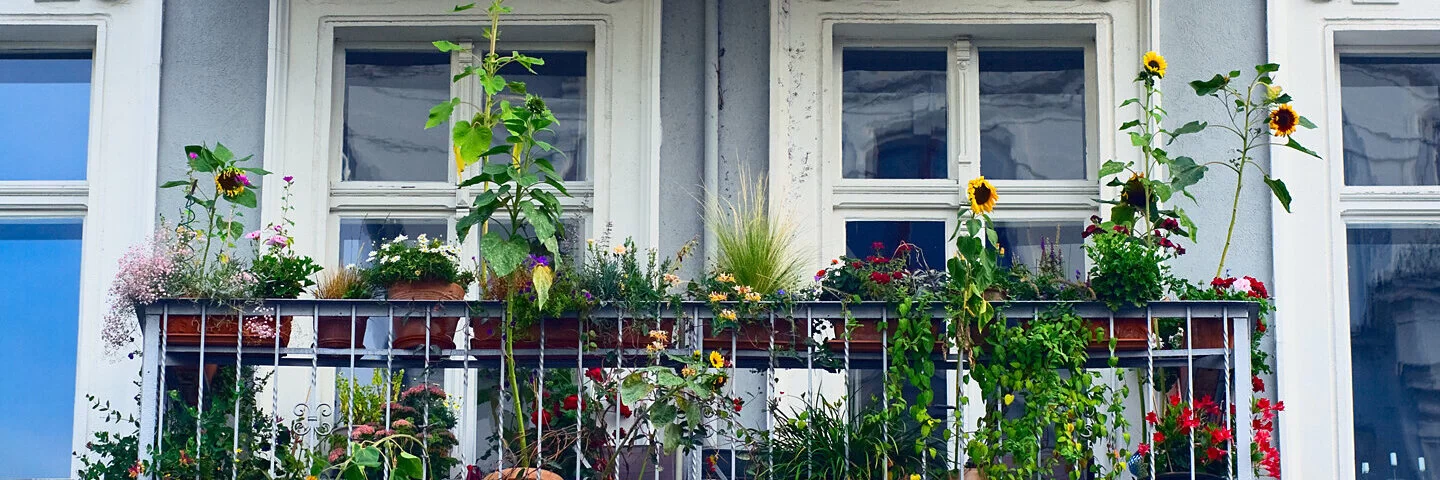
[
  {"xmin": 586, "ymin": 367, "xmax": 605, "ymax": 383},
  {"xmin": 1145, "ymin": 411, "xmax": 1159, "ymax": 425},
  {"xmin": 1210, "ymin": 427, "xmax": 1233, "ymax": 444},
  {"xmin": 531, "ymin": 409, "xmax": 551, "ymax": 426},
  {"xmin": 732, "ymin": 397, "xmax": 744, "ymax": 412},
  {"xmin": 896, "ymin": 243, "xmax": 912, "ymax": 254},
  {"xmin": 1244, "ymin": 276, "xmax": 1269, "ymax": 298},
  {"xmin": 872, "ymin": 241, "xmax": 885, "ymax": 252},
  {"xmin": 869, "ymin": 271, "xmax": 893, "ymax": 285},
  {"xmin": 466, "ymin": 465, "xmax": 483, "ymax": 480},
  {"xmin": 850, "ymin": 261, "xmax": 863, "ymax": 269},
  {"xmin": 563, "ymin": 394, "xmax": 579, "ymax": 411},
  {"xmin": 1178, "ymin": 407, "xmax": 1202, "ymax": 433},
  {"xmin": 620, "ymin": 404, "xmax": 633, "ymax": 418},
  {"xmin": 1158, "ymin": 218, "xmax": 1180, "ymax": 231},
  {"xmin": 1256, "ymin": 318, "xmax": 1268, "ymax": 333},
  {"xmin": 1273, "ymin": 400, "xmax": 1285, "ymax": 412},
  {"xmin": 1082, "ymin": 224, "xmax": 1102, "ymax": 238},
  {"xmin": 1112, "ymin": 225, "xmax": 1129, "ymax": 234},
  {"xmin": 1175, "ymin": 245, "xmax": 1187, "ymax": 255},
  {"xmin": 1153, "ymin": 431, "xmax": 1165, "ymax": 444},
  {"xmin": 831, "ymin": 259, "xmax": 839, "ymax": 265},
  {"xmin": 1206, "ymin": 446, "xmax": 1227, "ymax": 461},
  {"xmin": 1211, "ymin": 276, "xmax": 1236, "ymax": 290},
  {"xmin": 874, "ymin": 256, "xmax": 890, "ymax": 264},
  {"xmin": 816, "ymin": 269, "xmax": 828, "ymax": 281},
  {"xmin": 891, "ymin": 271, "xmax": 904, "ymax": 280},
  {"xmin": 1169, "ymin": 393, "xmax": 1181, "ymax": 406},
  {"xmin": 1135, "ymin": 443, "xmax": 1151, "ymax": 456},
  {"xmin": 1252, "ymin": 375, "xmax": 1265, "ymax": 393},
  {"xmin": 1257, "ymin": 397, "xmax": 1271, "ymax": 411}
]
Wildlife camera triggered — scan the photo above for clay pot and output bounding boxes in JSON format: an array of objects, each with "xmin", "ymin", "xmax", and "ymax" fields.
[
  {"xmin": 1185, "ymin": 317, "xmax": 1233, "ymax": 349},
  {"xmin": 482, "ymin": 468, "xmax": 562, "ymax": 480},
  {"xmin": 1086, "ymin": 317, "xmax": 1150, "ymax": 351},
  {"xmin": 386, "ymin": 281, "xmax": 465, "ymax": 350},
  {"xmin": 469, "ymin": 317, "xmax": 584, "ymax": 350},
  {"xmin": 315, "ymin": 316, "xmax": 369, "ymax": 349},
  {"xmin": 163, "ymin": 314, "xmax": 293, "ymax": 347},
  {"xmin": 703, "ymin": 321, "xmax": 801, "ymax": 350},
  {"xmin": 827, "ymin": 317, "xmax": 946, "ymax": 353}
]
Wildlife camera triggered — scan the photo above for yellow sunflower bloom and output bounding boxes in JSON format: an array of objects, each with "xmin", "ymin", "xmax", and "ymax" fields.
[
  {"xmin": 1142, "ymin": 51, "xmax": 1167, "ymax": 78},
  {"xmin": 214, "ymin": 168, "xmax": 248, "ymax": 198},
  {"xmin": 1270, "ymin": 104, "xmax": 1299, "ymax": 137},
  {"xmin": 967, "ymin": 176, "xmax": 998, "ymax": 215},
  {"xmin": 709, "ymin": 350, "xmax": 725, "ymax": 369}
]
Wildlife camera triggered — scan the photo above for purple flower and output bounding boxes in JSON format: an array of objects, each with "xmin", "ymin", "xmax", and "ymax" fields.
[
  {"xmin": 272, "ymin": 224, "xmax": 283, "ymax": 232},
  {"xmin": 236, "ymin": 173, "xmax": 253, "ymax": 187},
  {"xmin": 526, "ymin": 254, "xmax": 550, "ymax": 268},
  {"xmin": 582, "ymin": 290, "xmax": 594, "ymax": 302},
  {"xmin": 265, "ymin": 235, "xmax": 288, "ymax": 247},
  {"xmin": 777, "ymin": 289, "xmax": 786, "ymax": 296},
  {"xmin": 244, "ymin": 230, "xmax": 264, "ymax": 240},
  {"xmin": 283, "ymin": 175, "xmax": 294, "ymax": 183},
  {"xmin": 188, "ymin": 152, "xmax": 198, "ymax": 159}
]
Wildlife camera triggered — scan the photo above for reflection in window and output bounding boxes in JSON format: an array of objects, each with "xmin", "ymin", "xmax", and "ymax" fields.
[
  {"xmin": 0, "ymin": 219, "xmax": 82, "ymax": 478},
  {"xmin": 842, "ymin": 49, "xmax": 947, "ymax": 179},
  {"xmin": 994, "ymin": 222, "xmax": 1084, "ymax": 280},
  {"xmin": 0, "ymin": 52, "xmax": 91, "ymax": 181},
  {"xmin": 1347, "ymin": 226, "xmax": 1440, "ymax": 480},
  {"xmin": 492, "ymin": 51, "xmax": 588, "ymax": 181},
  {"xmin": 980, "ymin": 49, "xmax": 1086, "ymax": 181},
  {"xmin": 844, "ymin": 220, "xmax": 945, "ymax": 270},
  {"xmin": 343, "ymin": 51, "xmax": 451, "ymax": 182},
  {"xmin": 339, "ymin": 218, "xmax": 449, "ymax": 267},
  {"xmin": 1340, "ymin": 57, "xmax": 1440, "ymax": 186}
]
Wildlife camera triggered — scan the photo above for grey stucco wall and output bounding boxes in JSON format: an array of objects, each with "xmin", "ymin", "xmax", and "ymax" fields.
[
  {"xmin": 155, "ymin": 0, "xmax": 271, "ymax": 235},
  {"xmin": 1161, "ymin": 0, "xmax": 1272, "ymax": 285},
  {"xmin": 659, "ymin": 0, "xmax": 708, "ymax": 274},
  {"xmin": 715, "ymin": 0, "xmax": 770, "ymax": 203}
]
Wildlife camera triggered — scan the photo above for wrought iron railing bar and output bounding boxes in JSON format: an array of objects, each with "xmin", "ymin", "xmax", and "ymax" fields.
[
  {"xmin": 156, "ymin": 304, "xmax": 169, "ymax": 460},
  {"xmin": 496, "ymin": 307, "xmax": 506, "ymax": 475},
  {"xmin": 1186, "ymin": 306, "xmax": 1196, "ymax": 480},
  {"xmin": 196, "ymin": 304, "xmax": 207, "ymax": 480},
  {"xmin": 535, "ymin": 310, "xmax": 546, "ymax": 478},
  {"xmin": 268, "ymin": 304, "xmax": 281, "ymax": 478},
  {"xmin": 844, "ymin": 306, "xmax": 852, "ymax": 480},
  {"xmin": 1146, "ymin": 305, "xmax": 1156, "ymax": 480},
  {"xmin": 384, "ymin": 305, "xmax": 394, "ymax": 480},
  {"xmin": 574, "ymin": 308, "xmax": 585, "ymax": 480},
  {"xmin": 422, "ymin": 307, "xmax": 432, "ymax": 480},
  {"xmin": 766, "ymin": 309, "xmax": 775, "ymax": 480},
  {"xmin": 348, "ymin": 304, "xmax": 357, "ymax": 457},
  {"xmin": 806, "ymin": 305, "xmax": 814, "ymax": 480},
  {"xmin": 231, "ymin": 307, "xmax": 246, "ymax": 480},
  {"xmin": 882, "ymin": 307, "xmax": 889, "ymax": 480},
  {"xmin": 1224, "ymin": 305, "xmax": 1234, "ymax": 480},
  {"xmin": 729, "ymin": 316, "xmax": 737, "ymax": 480}
]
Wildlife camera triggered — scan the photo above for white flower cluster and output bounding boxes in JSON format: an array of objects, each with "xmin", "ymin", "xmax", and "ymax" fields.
[{"xmin": 365, "ymin": 233, "xmax": 463, "ymax": 264}]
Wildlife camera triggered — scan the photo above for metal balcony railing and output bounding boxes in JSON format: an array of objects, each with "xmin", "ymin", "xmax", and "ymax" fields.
[{"xmin": 131, "ymin": 298, "xmax": 1260, "ymax": 480}]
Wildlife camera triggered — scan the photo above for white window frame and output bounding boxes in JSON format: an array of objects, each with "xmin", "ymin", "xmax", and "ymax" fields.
[
  {"xmin": 1270, "ymin": 3, "xmax": 1440, "ymax": 478},
  {"xmin": 0, "ymin": 4, "xmax": 163, "ymax": 474},
  {"xmin": 768, "ymin": 0, "xmax": 1139, "ymax": 266}
]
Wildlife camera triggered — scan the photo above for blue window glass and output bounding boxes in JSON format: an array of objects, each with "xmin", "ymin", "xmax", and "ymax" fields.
[
  {"xmin": 1340, "ymin": 56, "xmax": 1440, "ymax": 186},
  {"xmin": 979, "ymin": 49, "xmax": 1086, "ymax": 180},
  {"xmin": 844, "ymin": 220, "xmax": 945, "ymax": 270},
  {"xmin": 842, "ymin": 49, "xmax": 948, "ymax": 179},
  {"xmin": 343, "ymin": 51, "xmax": 451, "ymax": 182},
  {"xmin": 493, "ymin": 51, "xmax": 588, "ymax": 181},
  {"xmin": 0, "ymin": 52, "xmax": 92, "ymax": 181},
  {"xmin": 0, "ymin": 219, "xmax": 83, "ymax": 479},
  {"xmin": 994, "ymin": 222, "xmax": 1085, "ymax": 281},
  {"xmin": 1347, "ymin": 226, "xmax": 1440, "ymax": 480}
]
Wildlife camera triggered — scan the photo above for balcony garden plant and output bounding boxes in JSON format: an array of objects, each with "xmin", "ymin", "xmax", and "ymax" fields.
[
  {"xmin": 313, "ymin": 265, "xmax": 374, "ymax": 348},
  {"xmin": 571, "ymin": 232, "xmax": 691, "ymax": 348},
  {"xmin": 752, "ymin": 396, "xmax": 947, "ymax": 480},
  {"xmin": 365, "ymin": 234, "xmax": 474, "ymax": 350},
  {"xmin": 326, "ymin": 382, "xmax": 461, "ymax": 479}
]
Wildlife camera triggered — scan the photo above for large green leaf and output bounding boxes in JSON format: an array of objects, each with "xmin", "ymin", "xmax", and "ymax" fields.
[
  {"xmin": 620, "ymin": 374, "xmax": 653, "ymax": 404},
  {"xmin": 480, "ymin": 232, "xmax": 529, "ymax": 277},
  {"xmin": 427, "ymin": 98, "xmax": 459, "ymax": 129},
  {"xmin": 353, "ymin": 446, "xmax": 381, "ymax": 468},
  {"xmin": 433, "ymin": 40, "xmax": 465, "ymax": 52},
  {"xmin": 185, "ymin": 145, "xmax": 216, "ymax": 172},
  {"xmin": 1284, "ymin": 137, "xmax": 1321, "ymax": 158},
  {"xmin": 481, "ymin": 74, "xmax": 506, "ymax": 96},
  {"xmin": 1098, "ymin": 160, "xmax": 1128, "ymax": 178},
  {"xmin": 213, "ymin": 143, "xmax": 235, "ymax": 163},
  {"xmin": 395, "ymin": 452, "xmax": 424, "ymax": 480},
  {"xmin": 1263, "ymin": 176, "xmax": 1293, "ymax": 213},
  {"xmin": 160, "ymin": 180, "xmax": 190, "ymax": 189},
  {"xmin": 1255, "ymin": 63, "xmax": 1280, "ymax": 74},
  {"xmin": 342, "ymin": 465, "xmax": 366, "ymax": 480},
  {"xmin": 1189, "ymin": 74, "xmax": 1228, "ymax": 96},
  {"xmin": 519, "ymin": 203, "xmax": 556, "ymax": 242},
  {"xmin": 1165, "ymin": 120, "xmax": 1208, "ymax": 144},
  {"xmin": 1298, "ymin": 115, "xmax": 1318, "ymax": 129},
  {"xmin": 1167, "ymin": 156, "xmax": 1206, "ymax": 199},
  {"xmin": 229, "ymin": 189, "xmax": 258, "ymax": 209},
  {"xmin": 453, "ymin": 121, "xmax": 494, "ymax": 167}
]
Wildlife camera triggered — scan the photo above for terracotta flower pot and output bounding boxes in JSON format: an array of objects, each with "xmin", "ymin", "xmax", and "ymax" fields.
[
  {"xmin": 482, "ymin": 468, "xmax": 562, "ymax": 480},
  {"xmin": 703, "ymin": 321, "xmax": 800, "ymax": 350},
  {"xmin": 1155, "ymin": 473, "xmax": 1224, "ymax": 480},
  {"xmin": 1185, "ymin": 316, "xmax": 1233, "ymax": 349},
  {"xmin": 163, "ymin": 314, "xmax": 293, "ymax": 347},
  {"xmin": 315, "ymin": 316, "xmax": 369, "ymax": 349},
  {"xmin": 469, "ymin": 317, "xmax": 583, "ymax": 350},
  {"xmin": 386, "ymin": 281, "xmax": 465, "ymax": 350},
  {"xmin": 1085, "ymin": 317, "xmax": 1150, "ymax": 351},
  {"xmin": 827, "ymin": 317, "xmax": 946, "ymax": 353}
]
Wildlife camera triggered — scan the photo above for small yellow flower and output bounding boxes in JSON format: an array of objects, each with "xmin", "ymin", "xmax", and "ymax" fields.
[
  {"xmin": 967, "ymin": 176, "xmax": 998, "ymax": 215},
  {"xmin": 709, "ymin": 350, "xmax": 726, "ymax": 369},
  {"xmin": 1270, "ymin": 104, "xmax": 1299, "ymax": 137},
  {"xmin": 1142, "ymin": 51, "xmax": 1167, "ymax": 78},
  {"xmin": 1266, "ymin": 84, "xmax": 1283, "ymax": 101},
  {"xmin": 613, "ymin": 245, "xmax": 628, "ymax": 255},
  {"xmin": 716, "ymin": 273, "xmax": 735, "ymax": 283},
  {"xmin": 307, "ymin": 476, "xmax": 319, "ymax": 480},
  {"xmin": 734, "ymin": 285, "xmax": 753, "ymax": 295},
  {"xmin": 693, "ymin": 350, "xmax": 702, "ymax": 359},
  {"xmin": 1003, "ymin": 394, "xmax": 1015, "ymax": 406},
  {"xmin": 586, "ymin": 238, "xmax": 596, "ymax": 247},
  {"xmin": 709, "ymin": 292, "xmax": 728, "ymax": 303},
  {"xmin": 719, "ymin": 309, "xmax": 737, "ymax": 322},
  {"xmin": 998, "ymin": 246, "xmax": 1005, "ymax": 256},
  {"xmin": 911, "ymin": 475, "xmax": 922, "ymax": 480},
  {"xmin": 648, "ymin": 329, "xmax": 669, "ymax": 343},
  {"xmin": 663, "ymin": 273, "xmax": 681, "ymax": 285},
  {"xmin": 744, "ymin": 292, "xmax": 762, "ymax": 302},
  {"xmin": 681, "ymin": 367, "xmax": 697, "ymax": 377}
]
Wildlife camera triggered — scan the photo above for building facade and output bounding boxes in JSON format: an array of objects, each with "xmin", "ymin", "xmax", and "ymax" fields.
[{"xmin": 0, "ymin": 0, "xmax": 1436, "ymax": 479}]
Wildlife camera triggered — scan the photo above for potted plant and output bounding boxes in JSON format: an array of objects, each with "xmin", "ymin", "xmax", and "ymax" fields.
[
  {"xmin": 367, "ymin": 234, "xmax": 475, "ymax": 349},
  {"xmin": 570, "ymin": 233, "xmax": 689, "ymax": 349},
  {"xmin": 818, "ymin": 241, "xmax": 948, "ymax": 353},
  {"xmin": 242, "ymin": 175, "xmax": 321, "ymax": 347},
  {"xmin": 688, "ymin": 269, "xmax": 805, "ymax": 351},
  {"xmin": 328, "ymin": 376, "xmax": 460, "ymax": 479},
  {"xmin": 752, "ymin": 396, "xmax": 947, "ymax": 480},
  {"xmin": 313, "ymin": 265, "xmax": 373, "ymax": 348},
  {"xmin": 470, "ymin": 253, "xmax": 589, "ymax": 350}
]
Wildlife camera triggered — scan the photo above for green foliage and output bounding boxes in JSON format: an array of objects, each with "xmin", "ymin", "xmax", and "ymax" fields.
[
  {"xmin": 364, "ymin": 234, "xmax": 475, "ymax": 288},
  {"xmin": 571, "ymin": 233, "xmax": 690, "ymax": 318},
  {"xmin": 705, "ymin": 170, "xmax": 807, "ymax": 295},
  {"xmin": 74, "ymin": 395, "xmax": 140, "ymax": 480},
  {"xmin": 996, "ymin": 238, "xmax": 1094, "ymax": 301},
  {"xmin": 328, "ymin": 382, "xmax": 461, "ymax": 478},
  {"xmin": 314, "ymin": 266, "xmax": 374, "ymax": 300},
  {"xmin": 433, "ymin": 0, "xmax": 570, "ymax": 279},
  {"xmin": 1085, "ymin": 228, "xmax": 1170, "ymax": 310},
  {"xmin": 817, "ymin": 242, "xmax": 946, "ymax": 302},
  {"xmin": 880, "ymin": 293, "xmax": 942, "ymax": 456},
  {"xmin": 336, "ymin": 370, "xmax": 405, "ymax": 426},
  {"xmin": 161, "ymin": 143, "xmax": 271, "ymax": 299},
  {"xmin": 249, "ymin": 253, "xmax": 322, "ymax": 299},
  {"xmin": 754, "ymin": 397, "xmax": 946, "ymax": 480}
]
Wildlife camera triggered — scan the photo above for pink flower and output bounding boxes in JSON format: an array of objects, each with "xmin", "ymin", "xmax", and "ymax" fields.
[
  {"xmin": 272, "ymin": 224, "xmax": 283, "ymax": 232},
  {"xmin": 244, "ymin": 230, "xmax": 264, "ymax": 240},
  {"xmin": 236, "ymin": 173, "xmax": 253, "ymax": 187},
  {"xmin": 283, "ymin": 175, "xmax": 294, "ymax": 183},
  {"xmin": 391, "ymin": 419, "xmax": 413, "ymax": 429},
  {"xmin": 265, "ymin": 235, "xmax": 288, "ymax": 247},
  {"xmin": 328, "ymin": 447, "xmax": 346, "ymax": 463},
  {"xmin": 351, "ymin": 424, "xmax": 376, "ymax": 439}
]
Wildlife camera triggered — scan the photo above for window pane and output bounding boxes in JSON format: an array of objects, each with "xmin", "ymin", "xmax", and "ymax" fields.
[
  {"xmin": 994, "ymin": 222, "xmax": 1085, "ymax": 280},
  {"xmin": 339, "ymin": 218, "xmax": 449, "ymax": 267},
  {"xmin": 980, "ymin": 49, "xmax": 1086, "ymax": 180},
  {"xmin": 1340, "ymin": 57, "xmax": 1440, "ymax": 186},
  {"xmin": 842, "ymin": 49, "xmax": 947, "ymax": 179},
  {"xmin": 1347, "ymin": 226, "xmax": 1440, "ymax": 480},
  {"xmin": 0, "ymin": 219, "xmax": 82, "ymax": 479},
  {"xmin": 493, "ymin": 51, "xmax": 588, "ymax": 181},
  {"xmin": 844, "ymin": 220, "xmax": 945, "ymax": 269},
  {"xmin": 342, "ymin": 51, "xmax": 450, "ymax": 182},
  {"xmin": 0, "ymin": 52, "xmax": 91, "ymax": 181}
]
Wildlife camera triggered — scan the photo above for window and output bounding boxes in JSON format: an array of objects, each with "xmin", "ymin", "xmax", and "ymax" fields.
[
  {"xmin": 832, "ymin": 38, "xmax": 1098, "ymax": 265},
  {"xmin": 0, "ymin": 50, "xmax": 91, "ymax": 480},
  {"xmin": 1340, "ymin": 56, "xmax": 1440, "ymax": 186},
  {"xmin": 342, "ymin": 50, "xmax": 452, "ymax": 183}
]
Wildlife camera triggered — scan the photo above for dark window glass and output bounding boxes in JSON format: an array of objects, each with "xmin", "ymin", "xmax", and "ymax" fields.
[
  {"xmin": 994, "ymin": 222, "xmax": 1085, "ymax": 280},
  {"xmin": 343, "ymin": 51, "xmax": 451, "ymax": 182},
  {"xmin": 844, "ymin": 220, "xmax": 945, "ymax": 269},
  {"xmin": 842, "ymin": 49, "xmax": 948, "ymax": 179},
  {"xmin": 1340, "ymin": 56, "xmax": 1440, "ymax": 186},
  {"xmin": 979, "ymin": 49, "xmax": 1086, "ymax": 180},
  {"xmin": 1347, "ymin": 226, "xmax": 1440, "ymax": 480},
  {"xmin": 0, "ymin": 52, "xmax": 91, "ymax": 181},
  {"xmin": 338, "ymin": 218, "xmax": 449, "ymax": 267},
  {"xmin": 492, "ymin": 51, "xmax": 588, "ymax": 181}
]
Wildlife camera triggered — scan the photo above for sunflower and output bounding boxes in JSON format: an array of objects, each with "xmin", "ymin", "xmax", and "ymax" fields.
[
  {"xmin": 1270, "ymin": 104, "xmax": 1299, "ymax": 137},
  {"xmin": 215, "ymin": 167, "xmax": 248, "ymax": 198},
  {"xmin": 709, "ymin": 350, "xmax": 725, "ymax": 369},
  {"xmin": 1120, "ymin": 173, "xmax": 1148, "ymax": 209},
  {"xmin": 1142, "ymin": 51, "xmax": 1167, "ymax": 78},
  {"xmin": 967, "ymin": 176, "xmax": 998, "ymax": 215}
]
